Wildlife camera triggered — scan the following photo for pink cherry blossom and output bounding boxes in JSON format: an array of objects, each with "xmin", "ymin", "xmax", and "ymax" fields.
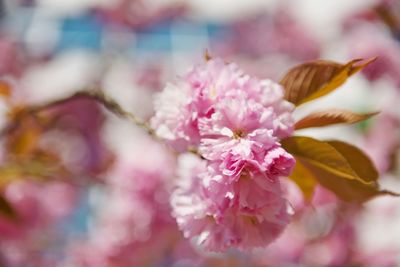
[
  {"xmin": 154, "ymin": 58, "xmax": 296, "ymax": 252},
  {"xmin": 172, "ymin": 154, "xmax": 292, "ymax": 252},
  {"xmin": 201, "ymin": 146, "xmax": 295, "ymax": 208},
  {"xmin": 198, "ymin": 94, "xmax": 277, "ymax": 161},
  {"xmin": 152, "ymin": 58, "xmax": 295, "ymax": 152}
]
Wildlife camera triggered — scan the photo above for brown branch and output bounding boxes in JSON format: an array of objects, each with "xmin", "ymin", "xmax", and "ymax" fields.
[{"xmin": 2, "ymin": 89, "xmax": 156, "ymax": 138}]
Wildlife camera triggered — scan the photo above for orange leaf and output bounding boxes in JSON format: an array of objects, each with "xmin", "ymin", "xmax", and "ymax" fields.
[
  {"xmin": 288, "ymin": 160, "xmax": 316, "ymax": 200},
  {"xmin": 280, "ymin": 58, "xmax": 376, "ymax": 106},
  {"xmin": 282, "ymin": 136, "xmax": 398, "ymax": 202},
  {"xmin": 0, "ymin": 80, "xmax": 12, "ymax": 98},
  {"xmin": 300, "ymin": 159, "xmax": 395, "ymax": 202},
  {"xmin": 295, "ymin": 109, "xmax": 378, "ymax": 130},
  {"xmin": 281, "ymin": 136, "xmax": 363, "ymax": 181}
]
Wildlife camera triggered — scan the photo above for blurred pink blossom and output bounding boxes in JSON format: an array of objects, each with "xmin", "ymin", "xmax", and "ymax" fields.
[
  {"xmin": 66, "ymin": 138, "xmax": 196, "ymax": 266},
  {"xmin": 363, "ymin": 113, "xmax": 400, "ymax": 174},
  {"xmin": 0, "ymin": 37, "xmax": 24, "ymax": 77},
  {"xmin": 0, "ymin": 180, "xmax": 76, "ymax": 240},
  {"xmin": 348, "ymin": 25, "xmax": 400, "ymax": 87},
  {"xmin": 217, "ymin": 11, "xmax": 320, "ymax": 61},
  {"xmin": 96, "ymin": 0, "xmax": 186, "ymax": 29}
]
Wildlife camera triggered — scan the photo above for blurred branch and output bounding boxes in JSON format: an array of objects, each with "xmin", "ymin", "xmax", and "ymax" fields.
[
  {"xmin": 1, "ymin": 89, "xmax": 156, "ymax": 138},
  {"xmin": 47, "ymin": 90, "xmax": 155, "ymax": 135}
]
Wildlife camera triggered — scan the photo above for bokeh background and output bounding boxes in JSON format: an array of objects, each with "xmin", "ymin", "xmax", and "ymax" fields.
[{"xmin": 0, "ymin": 0, "xmax": 399, "ymax": 266}]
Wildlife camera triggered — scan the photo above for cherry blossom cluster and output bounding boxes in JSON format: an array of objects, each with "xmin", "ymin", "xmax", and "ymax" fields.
[{"xmin": 152, "ymin": 58, "xmax": 296, "ymax": 251}]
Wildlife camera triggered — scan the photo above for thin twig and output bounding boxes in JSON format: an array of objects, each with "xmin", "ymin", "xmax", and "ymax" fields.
[{"xmin": 3, "ymin": 89, "xmax": 156, "ymax": 138}]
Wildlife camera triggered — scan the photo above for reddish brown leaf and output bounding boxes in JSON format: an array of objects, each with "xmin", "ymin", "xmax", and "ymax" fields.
[
  {"xmin": 295, "ymin": 109, "xmax": 378, "ymax": 130},
  {"xmin": 0, "ymin": 194, "xmax": 16, "ymax": 219},
  {"xmin": 280, "ymin": 58, "xmax": 376, "ymax": 106}
]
